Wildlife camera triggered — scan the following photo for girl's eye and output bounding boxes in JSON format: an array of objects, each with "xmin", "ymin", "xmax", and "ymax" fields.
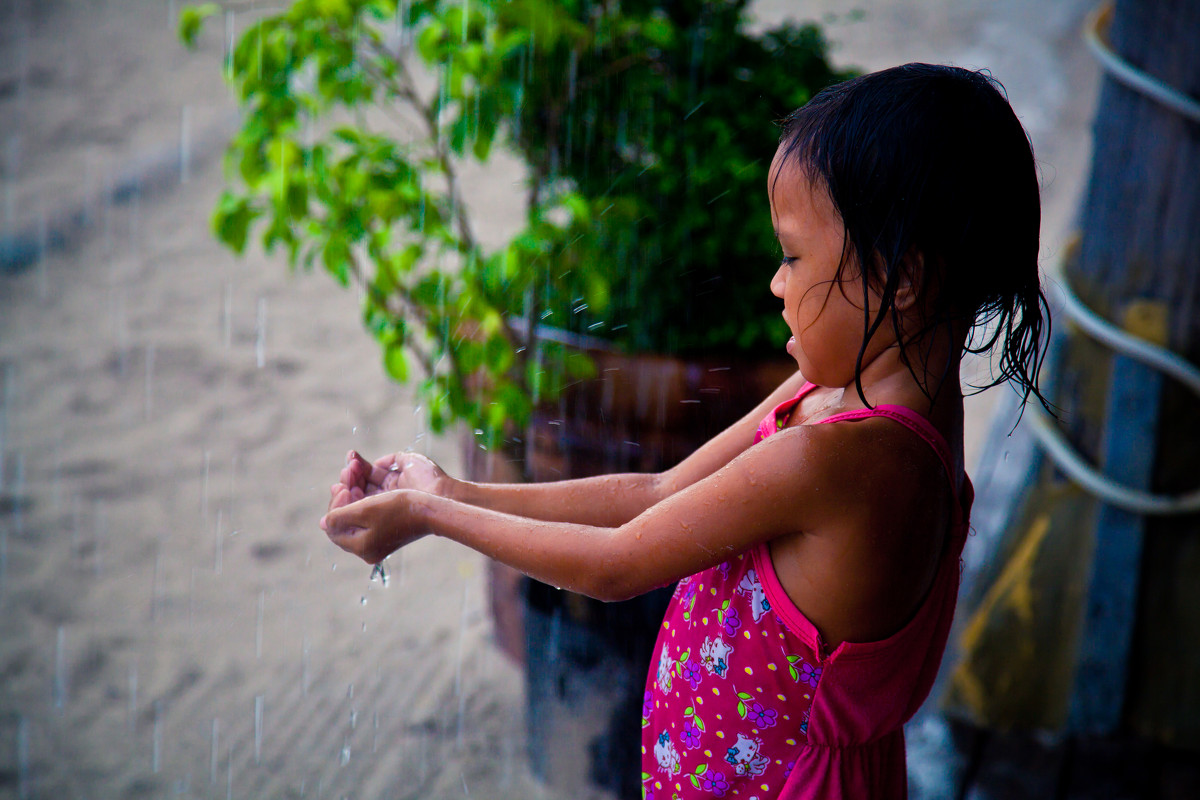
[{"xmin": 779, "ymin": 256, "xmax": 797, "ymax": 267}]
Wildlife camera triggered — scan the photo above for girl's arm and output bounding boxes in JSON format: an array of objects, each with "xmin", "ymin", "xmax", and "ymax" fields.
[
  {"xmin": 322, "ymin": 419, "xmax": 840, "ymax": 602},
  {"xmin": 367, "ymin": 370, "xmax": 807, "ymax": 528}
]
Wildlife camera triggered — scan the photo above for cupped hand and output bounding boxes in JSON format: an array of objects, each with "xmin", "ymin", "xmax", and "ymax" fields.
[
  {"xmin": 319, "ymin": 489, "xmax": 428, "ymax": 565},
  {"xmin": 330, "ymin": 450, "xmax": 448, "ymax": 509},
  {"xmin": 368, "ymin": 451, "xmax": 448, "ymax": 495}
]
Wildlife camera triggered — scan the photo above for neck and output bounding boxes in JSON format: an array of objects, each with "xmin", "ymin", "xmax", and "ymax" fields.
[{"xmin": 835, "ymin": 322, "xmax": 966, "ymax": 417}]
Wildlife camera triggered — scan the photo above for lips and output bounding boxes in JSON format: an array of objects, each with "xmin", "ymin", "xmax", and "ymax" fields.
[{"xmin": 786, "ymin": 335, "xmax": 796, "ymax": 354}]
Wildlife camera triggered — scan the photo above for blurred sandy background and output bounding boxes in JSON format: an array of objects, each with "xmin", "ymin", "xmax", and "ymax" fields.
[{"xmin": 0, "ymin": 0, "xmax": 1096, "ymax": 797}]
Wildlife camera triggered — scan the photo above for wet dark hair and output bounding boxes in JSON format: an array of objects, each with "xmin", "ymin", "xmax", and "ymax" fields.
[{"xmin": 776, "ymin": 62, "xmax": 1051, "ymax": 412}]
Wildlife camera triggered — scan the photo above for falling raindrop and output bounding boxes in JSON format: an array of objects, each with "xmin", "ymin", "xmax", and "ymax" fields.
[
  {"xmin": 223, "ymin": 11, "xmax": 236, "ymax": 83},
  {"xmin": 112, "ymin": 289, "xmax": 129, "ymax": 376},
  {"xmin": 222, "ymin": 282, "xmax": 233, "ymax": 348},
  {"xmin": 10, "ymin": 452, "xmax": 22, "ymax": 539},
  {"xmin": 152, "ymin": 700, "xmax": 163, "ymax": 773},
  {"xmin": 0, "ymin": 522, "xmax": 7, "ymax": 596},
  {"xmin": 226, "ymin": 742, "xmax": 234, "ymax": 800},
  {"xmin": 128, "ymin": 662, "xmax": 138, "ymax": 731},
  {"xmin": 0, "ymin": 364, "xmax": 10, "ymax": 485},
  {"xmin": 201, "ymin": 450, "xmax": 211, "ymax": 521},
  {"xmin": 453, "ymin": 580, "xmax": 469, "ymax": 749},
  {"xmin": 256, "ymin": 590, "xmax": 265, "ymax": 658},
  {"xmin": 369, "ymin": 559, "xmax": 388, "ymax": 586},
  {"xmin": 93, "ymin": 502, "xmax": 107, "ymax": 576},
  {"xmin": 254, "ymin": 695, "xmax": 264, "ymax": 765},
  {"xmin": 214, "ymin": 509, "xmax": 224, "ymax": 574},
  {"xmin": 255, "ymin": 297, "xmax": 267, "ymax": 368},
  {"xmin": 210, "ymin": 719, "xmax": 220, "ymax": 785},
  {"xmin": 53, "ymin": 626, "xmax": 66, "ymax": 709},
  {"xmin": 302, "ymin": 636, "xmax": 311, "ymax": 697},
  {"xmin": 340, "ymin": 739, "xmax": 351, "ymax": 766},
  {"xmin": 144, "ymin": 343, "xmax": 156, "ymax": 419},
  {"xmin": 180, "ymin": 105, "xmax": 192, "ymax": 184},
  {"xmin": 16, "ymin": 715, "xmax": 29, "ymax": 800},
  {"xmin": 35, "ymin": 203, "xmax": 48, "ymax": 301},
  {"xmin": 150, "ymin": 541, "xmax": 162, "ymax": 622}
]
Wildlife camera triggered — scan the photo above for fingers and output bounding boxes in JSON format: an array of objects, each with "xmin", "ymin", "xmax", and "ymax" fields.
[{"xmin": 322, "ymin": 502, "xmax": 366, "ymax": 540}]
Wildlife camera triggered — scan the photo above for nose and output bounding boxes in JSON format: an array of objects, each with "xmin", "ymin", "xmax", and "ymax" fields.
[{"xmin": 770, "ymin": 263, "xmax": 787, "ymax": 299}]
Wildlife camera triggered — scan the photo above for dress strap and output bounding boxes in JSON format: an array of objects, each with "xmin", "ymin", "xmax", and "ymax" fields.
[{"xmin": 754, "ymin": 381, "xmax": 821, "ymax": 443}]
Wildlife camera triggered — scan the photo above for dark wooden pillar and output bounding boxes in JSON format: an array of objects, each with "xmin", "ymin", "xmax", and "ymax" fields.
[
  {"xmin": 1072, "ymin": 0, "xmax": 1200, "ymax": 750},
  {"xmin": 942, "ymin": 0, "xmax": 1200, "ymax": 752}
]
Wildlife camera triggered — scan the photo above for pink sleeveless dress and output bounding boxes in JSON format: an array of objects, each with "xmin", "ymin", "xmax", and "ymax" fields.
[{"xmin": 640, "ymin": 383, "xmax": 973, "ymax": 799}]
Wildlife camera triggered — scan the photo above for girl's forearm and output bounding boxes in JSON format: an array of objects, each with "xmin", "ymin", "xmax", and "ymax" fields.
[
  {"xmin": 411, "ymin": 491, "xmax": 645, "ymax": 601},
  {"xmin": 445, "ymin": 472, "xmax": 667, "ymax": 528}
]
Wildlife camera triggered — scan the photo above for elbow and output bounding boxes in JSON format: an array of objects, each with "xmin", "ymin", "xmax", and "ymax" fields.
[{"xmin": 581, "ymin": 548, "xmax": 655, "ymax": 603}]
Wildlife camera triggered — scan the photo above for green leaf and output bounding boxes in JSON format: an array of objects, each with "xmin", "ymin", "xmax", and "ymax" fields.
[
  {"xmin": 322, "ymin": 235, "xmax": 351, "ymax": 286},
  {"xmin": 563, "ymin": 192, "xmax": 590, "ymax": 225},
  {"xmin": 694, "ymin": 764, "xmax": 708, "ymax": 776},
  {"xmin": 563, "ymin": 350, "xmax": 595, "ymax": 380},
  {"xmin": 178, "ymin": 3, "xmax": 220, "ymax": 48},
  {"xmin": 484, "ymin": 334, "xmax": 514, "ymax": 374},
  {"xmin": 384, "ymin": 341, "xmax": 409, "ymax": 382},
  {"xmin": 211, "ymin": 192, "xmax": 258, "ymax": 254}
]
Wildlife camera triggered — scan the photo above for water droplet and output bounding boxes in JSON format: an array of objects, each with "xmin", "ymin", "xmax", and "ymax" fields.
[
  {"xmin": 210, "ymin": 718, "xmax": 220, "ymax": 785},
  {"xmin": 256, "ymin": 590, "xmax": 265, "ymax": 659},
  {"xmin": 255, "ymin": 297, "xmax": 267, "ymax": 368},
  {"xmin": 53, "ymin": 626, "xmax": 66, "ymax": 708},
  {"xmin": 254, "ymin": 695, "xmax": 264, "ymax": 765},
  {"xmin": 179, "ymin": 105, "xmax": 192, "ymax": 183},
  {"xmin": 128, "ymin": 663, "xmax": 138, "ymax": 731},
  {"xmin": 16, "ymin": 715, "xmax": 30, "ymax": 799},
  {"xmin": 152, "ymin": 700, "xmax": 163, "ymax": 773}
]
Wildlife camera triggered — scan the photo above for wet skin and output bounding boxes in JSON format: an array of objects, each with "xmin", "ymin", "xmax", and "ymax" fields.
[{"xmin": 322, "ymin": 148, "xmax": 968, "ymax": 650}]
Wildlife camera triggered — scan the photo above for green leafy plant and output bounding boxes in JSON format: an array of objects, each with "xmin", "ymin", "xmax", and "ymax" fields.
[{"xmin": 180, "ymin": 0, "xmax": 849, "ymax": 444}]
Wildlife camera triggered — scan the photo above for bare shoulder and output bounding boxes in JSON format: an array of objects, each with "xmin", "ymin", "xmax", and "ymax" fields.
[
  {"xmin": 762, "ymin": 415, "xmax": 957, "ymax": 645},
  {"xmin": 763, "ymin": 414, "xmax": 952, "ymax": 518}
]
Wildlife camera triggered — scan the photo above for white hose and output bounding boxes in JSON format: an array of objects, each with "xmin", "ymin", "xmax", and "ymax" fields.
[
  {"xmin": 1018, "ymin": 4, "xmax": 1200, "ymax": 516},
  {"xmin": 1025, "ymin": 256, "xmax": 1200, "ymax": 515},
  {"xmin": 1083, "ymin": 1, "xmax": 1200, "ymax": 125}
]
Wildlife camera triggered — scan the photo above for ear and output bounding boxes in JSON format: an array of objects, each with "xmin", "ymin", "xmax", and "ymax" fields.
[{"xmin": 890, "ymin": 248, "xmax": 926, "ymax": 314}]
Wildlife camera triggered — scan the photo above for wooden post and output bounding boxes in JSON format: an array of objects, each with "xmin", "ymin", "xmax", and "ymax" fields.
[
  {"xmin": 943, "ymin": 0, "xmax": 1200, "ymax": 748},
  {"xmin": 1067, "ymin": 302, "xmax": 1167, "ymax": 733}
]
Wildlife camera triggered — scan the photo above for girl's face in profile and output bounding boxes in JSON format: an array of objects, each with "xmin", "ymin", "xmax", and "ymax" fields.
[{"xmin": 768, "ymin": 150, "xmax": 873, "ymax": 388}]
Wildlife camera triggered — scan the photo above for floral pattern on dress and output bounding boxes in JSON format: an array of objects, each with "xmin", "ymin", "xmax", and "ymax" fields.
[
  {"xmin": 642, "ymin": 552, "xmax": 816, "ymax": 800},
  {"xmin": 699, "ymin": 635, "xmax": 732, "ymax": 678}
]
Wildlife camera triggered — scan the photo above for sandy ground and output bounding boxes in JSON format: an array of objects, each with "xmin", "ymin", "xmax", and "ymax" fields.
[{"xmin": 0, "ymin": 1, "xmax": 1096, "ymax": 798}]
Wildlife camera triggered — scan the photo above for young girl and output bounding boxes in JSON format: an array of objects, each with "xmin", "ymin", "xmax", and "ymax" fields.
[{"xmin": 320, "ymin": 63, "xmax": 1048, "ymax": 798}]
